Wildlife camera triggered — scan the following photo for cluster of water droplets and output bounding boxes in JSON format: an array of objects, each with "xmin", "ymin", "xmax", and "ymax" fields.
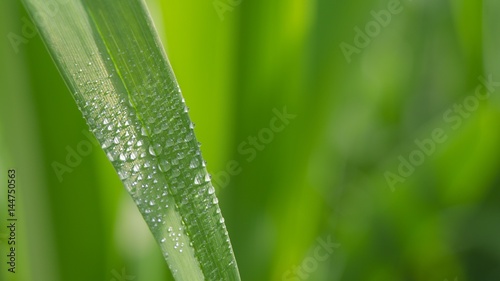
[
  {"xmin": 158, "ymin": 226, "xmax": 187, "ymax": 253},
  {"xmin": 69, "ymin": 50, "xmax": 238, "ymax": 279}
]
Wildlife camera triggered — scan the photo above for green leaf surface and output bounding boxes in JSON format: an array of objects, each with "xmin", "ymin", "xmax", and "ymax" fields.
[{"xmin": 20, "ymin": 0, "xmax": 240, "ymax": 280}]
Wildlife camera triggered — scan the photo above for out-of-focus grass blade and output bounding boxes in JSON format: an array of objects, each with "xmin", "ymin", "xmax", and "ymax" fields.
[
  {"xmin": 20, "ymin": 0, "xmax": 240, "ymax": 280},
  {"xmin": 1, "ymin": 2, "xmax": 61, "ymax": 281},
  {"xmin": 484, "ymin": 0, "xmax": 500, "ymax": 78}
]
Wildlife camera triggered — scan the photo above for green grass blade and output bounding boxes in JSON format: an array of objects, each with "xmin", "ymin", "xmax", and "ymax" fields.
[
  {"xmin": 20, "ymin": 0, "xmax": 240, "ymax": 280},
  {"xmin": 484, "ymin": 0, "xmax": 500, "ymax": 78}
]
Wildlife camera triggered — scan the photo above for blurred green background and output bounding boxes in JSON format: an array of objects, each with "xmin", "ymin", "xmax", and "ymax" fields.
[{"xmin": 1, "ymin": 0, "xmax": 500, "ymax": 280}]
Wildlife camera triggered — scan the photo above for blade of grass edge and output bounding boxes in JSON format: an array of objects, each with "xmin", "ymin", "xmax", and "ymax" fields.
[{"xmin": 20, "ymin": 0, "xmax": 241, "ymax": 280}]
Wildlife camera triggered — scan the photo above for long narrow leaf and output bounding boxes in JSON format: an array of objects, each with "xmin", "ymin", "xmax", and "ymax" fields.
[{"xmin": 21, "ymin": 0, "xmax": 240, "ymax": 280}]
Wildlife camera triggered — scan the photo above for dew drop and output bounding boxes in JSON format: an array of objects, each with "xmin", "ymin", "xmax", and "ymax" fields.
[
  {"xmin": 158, "ymin": 159, "xmax": 171, "ymax": 172},
  {"xmin": 208, "ymin": 186, "xmax": 215, "ymax": 195},
  {"xmin": 119, "ymin": 153, "xmax": 127, "ymax": 162},
  {"xmin": 149, "ymin": 144, "xmax": 163, "ymax": 156},
  {"xmin": 165, "ymin": 139, "xmax": 174, "ymax": 148},
  {"xmin": 189, "ymin": 158, "xmax": 200, "ymax": 169},
  {"xmin": 102, "ymin": 139, "xmax": 112, "ymax": 149},
  {"xmin": 133, "ymin": 164, "xmax": 140, "ymax": 173},
  {"xmin": 118, "ymin": 170, "xmax": 130, "ymax": 180},
  {"xmin": 161, "ymin": 122, "xmax": 168, "ymax": 131},
  {"xmin": 194, "ymin": 173, "xmax": 204, "ymax": 185},
  {"xmin": 106, "ymin": 152, "xmax": 115, "ymax": 161},
  {"xmin": 130, "ymin": 152, "xmax": 137, "ymax": 160},
  {"xmin": 171, "ymin": 168, "xmax": 180, "ymax": 178}
]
